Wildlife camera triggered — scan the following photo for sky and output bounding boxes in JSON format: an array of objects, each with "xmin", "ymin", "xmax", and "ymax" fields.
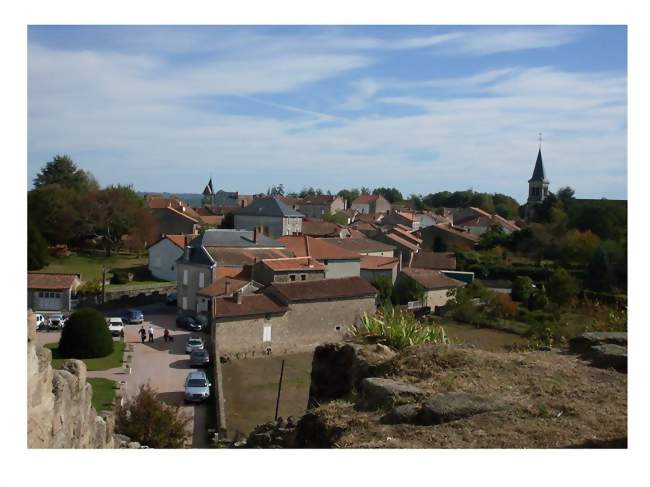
[{"xmin": 27, "ymin": 25, "xmax": 627, "ymax": 203}]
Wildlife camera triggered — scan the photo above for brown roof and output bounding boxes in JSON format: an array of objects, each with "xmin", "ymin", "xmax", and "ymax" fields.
[
  {"xmin": 324, "ymin": 237, "xmax": 395, "ymax": 254},
  {"xmin": 382, "ymin": 232, "xmax": 419, "ymax": 252},
  {"xmin": 400, "ymin": 268, "xmax": 465, "ymax": 290},
  {"xmin": 277, "ymin": 235, "xmax": 360, "ymax": 260},
  {"xmin": 268, "ymin": 276, "xmax": 377, "ymax": 303},
  {"xmin": 261, "ymin": 257, "xmax": 326, "ymax": 272},
  {"xmin": 360, "ymin": 255, "xmax": 399, "ymax": 270},
  {"xmin": 193, "ymin": 206, "xmax": 217, "ymax": 216},
  {"xmin": 301, "ymin": 219, "xmax": 343, "ymax": 237},
  {"xmin": 430, "ymin": 223, "xmax": 481, "ymax": 242},
  {"xmin": 197, "ymin": 277, "xmax": 249, "ymax": 297},
  {"xmin": 411, "ymin": 251, "xmax": 457, "ymax": 270},
  {"xmin": 390, "ymin": 227, "xmax": 422, "ymax": 245},
  {"xmin": 355, "ymin": 213, "xmax": 381, "ymax": 223},
  {"xmin": 198, "ymin": 215, "xmax": 224, "ymax": 226},
  {"xmin": 157, "ymin": 233, "xmax": 198, "ymax": 249},
  {"xmin": 213, "ymin": 294, "xmax": 288, "ymax": 319},
  {"xmin": 206, "ymin": 248, "xmax": 295, "ymax": 266},
  {"xmin": 352, "ymin": 194, "xmax": 381, "ymax": 204},
  {"xmin": 28, "ymin": 272, "xmax": 80, "ymax": 290}
]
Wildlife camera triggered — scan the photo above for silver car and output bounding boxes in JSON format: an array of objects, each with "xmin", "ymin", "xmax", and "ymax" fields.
[
  {"xmin": 190, "ymin": 349, "xmax": 210, "ymax": 368},
  {"xmin": 185, "ymin": 336, "xmax": 205, "ymax": 354},
  {"xmin": 184, "ymin": 371, "xmax": 211, "ymax": 403}
]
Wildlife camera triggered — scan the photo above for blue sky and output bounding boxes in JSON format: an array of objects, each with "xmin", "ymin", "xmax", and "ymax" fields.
[{"xmin": 27, "ymin": 25, "xmax": 627, "ymax": 202}]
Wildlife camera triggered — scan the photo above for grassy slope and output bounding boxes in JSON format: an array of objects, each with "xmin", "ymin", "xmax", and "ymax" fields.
[
  {"xmin": 45, "ymin": 341, "xmax": 125, "ymax": 371},
  {"xmin": 88, "ymin": 378, "xmax": 117, "ymax": 411}
]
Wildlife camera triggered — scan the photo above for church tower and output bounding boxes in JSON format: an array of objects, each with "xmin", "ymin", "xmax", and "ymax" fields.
[
  {"xmin": 525, "ymin": 135, "xmax": 549, "ymax": 220},
  {"xmin": 201, "ymin": 178, "xmax": 214, "ymax": 208}
]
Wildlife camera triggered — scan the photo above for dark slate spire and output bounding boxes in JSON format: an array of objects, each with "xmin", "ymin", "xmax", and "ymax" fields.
[
  {"xmin": 528, "ymin": 148, "xmax": 548, "ymax": 183},
  {"xmin": 202, "ymin": 178, "xmax": 214, "ymax": 196}
]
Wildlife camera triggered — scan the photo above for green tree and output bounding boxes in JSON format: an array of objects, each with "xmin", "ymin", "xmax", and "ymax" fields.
[
  {"xmin": 266, "ymin": 184, "xmax": 285, "ymax": 196},
  {"xmin": 27, "ymin": 219, "xmax": 49, "ymax": 270},
  {"xmin": 28, "ymin": 184, "xmax": 83, "ymax": 244},
  {"xmin": 586, "ymin": 246, "xmax": 613, "ymax": 292},
  {"xmin": 511, "ymin": 276, "xmax": 534, "ymax": 303},
  {"xmin": 556, "ymin": 186, "xmax": 575, "ymax": 211},
  {"xmin": 372, "ymin": 187, "xmax": 403, "ymax": 203},
  {"xmin": 370, "ymin": 276, "xmax": 394, "ymax": 308},
  {"xmin": 409, "ymin": 194, "xmax": 425, "ymax": 211},
  {"xmin": 322, "ymin": 211, "xmax": 348, "ymax": 225},
  {"xmin": 115, "ymin": 383, "xmax": 192, "ymax": 448},
  {"xmin": 33, "ymin": 155, "xmax": 99, "ymax": 193},
  {"xmin": 58, "ymin": 308, "xmax": 113, "ymax": 359},
  {"xmin": 337, "ymin": 188, "xmax": 360, "ymax": 207},
  {"xmin": 546, "ymin": 268, "xmax": 577, "ymax": 306},
  {"xmin": 560, "ymin": 229, "xmax": 600, "ymax": 266}
]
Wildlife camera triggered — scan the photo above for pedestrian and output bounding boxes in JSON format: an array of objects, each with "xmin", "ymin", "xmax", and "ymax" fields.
[
  {"xmin": 119, "ymin": 328, "xmax": 125, "ymax": 341},
  {"xmin": 163, "ymin": 328, "xmax": 170, "ymax": 343},
  {"xmin": 148, "ymin": 326, "xmax": 154, "ymax": 342},
  {"xmin": 139, "ymin": 326, "xmax": 146, "ymax": 344}
]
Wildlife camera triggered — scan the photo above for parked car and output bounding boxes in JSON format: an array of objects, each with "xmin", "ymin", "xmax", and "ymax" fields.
[
  {"xmin": 185, "ymin": 336, "xmax": 205, "ymax": 354},
  {"xmin": 106, "ymin": 317, "xmax": 125, "ymax": 337},
  {"xmin": 189, "ymin": 349, "xmax": 210, "ymax": 367},
  {"xmin": 122, "ymin": 309, "xmax": 144, "ymax": 324},
  {"xmin": 47, "ymin": 314, "xmax": 65, "ymax": 330},
  {"xmin": 165, "ymin": 292, "xmax": 177, "ymax": 306},
  {"xmin": 183, "ymin": 371, "xmax": 211, "ymax": 403},
  {"xmin": 195, "ymin": 314, "xmax": 210, "ymax": 333},
  {"xmin": 176, "ymin": 315, "xmax": 203, "ymax": 332},
  {"xmin": 35, "ymin": 313, "xmax": 48, "ymax": 331}
]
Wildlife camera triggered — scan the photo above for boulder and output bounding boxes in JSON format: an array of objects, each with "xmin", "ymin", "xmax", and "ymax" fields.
[
  {"xmin": 569, "ymin": 332, "xmax": 627, "ymax": 354},
  {"xmin": 585, "ymin": 344, "xmax": 627, "ymax": 372},
  {"xmin": 383, "ymin": 403, "xmax": 421, "ymax": 424},
  {"xmin": 358, "ymin": 377, "xmax": 426, "ymax": 410},
  {"xmin": 417, "ymin": 392, "xmax": 508, "ymax": 425}
]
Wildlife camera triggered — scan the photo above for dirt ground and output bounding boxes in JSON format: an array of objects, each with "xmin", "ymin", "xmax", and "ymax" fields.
[
  {"xmin": 311, "ymin": 344, "xmax": 627, "ymax": 448},
  {"xmin": 221, "ymin": 352, "xmax": 313, "ymax": 440}
]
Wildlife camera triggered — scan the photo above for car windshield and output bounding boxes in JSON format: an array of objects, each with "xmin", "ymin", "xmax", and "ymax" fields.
[
  {"xmin": 192, "ymin": 350, "xmax": 207, "ymax": 357},
  {"xmin": 188, "ymin": 339, "xmax": 202, "ymax": 345},
  {"xmin": 187, "ymin": 379, "xmax": 207, "ymax": 387}
]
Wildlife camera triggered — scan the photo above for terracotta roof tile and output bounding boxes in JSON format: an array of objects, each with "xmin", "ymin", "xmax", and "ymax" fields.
[
  {"xmin": 197, "ymin": 277, "xmax": 249, "ymax": 297},
  {"xmin": 163, "ymin": 234, "xmax": 199, "ymax": 249},
  {"xmin": 28, "ymin": 272, "xmax": 80, "ymax": 290},
  {"xmin": 261, "ymin": 257, "xmax": 326, "ymax": 271},
  {"xmin": 352, "ymin": 194, "xmax": 381, "ymax": 204},
  {"xmin": 267, "ymin": 276, "xmax": 377, "ymax": 302},
  {"xmin": 213, "ymin": 294, "xmax": 288, "ymax": 319},
  {"xmin": 411, "ymin": 251, "xmax": 457, "ymax": 270},
  {"xmin": 206, "ymin": 248, "xmax": 295, "ymax": 266},
  {"xmin": 400, "ymin": 268, "xmax": 465, "ymax": 290},
  {"xmin": 360, "ymin": 255, "xmax": 399, "ymax": 270},
  {"xmin": 324, "ymin": 237, "xmax": 395, "ymax": 254},
  {"xmin": 301, "ymin": 219, "xmax": 343, "ymax": 237},
  {"xmin": 382, "ymin": 232, "xmax": 419, "ymax": 251},
  {"xmin": 276, "ymin": 235, "xmax": 360, "ymax": 260}
]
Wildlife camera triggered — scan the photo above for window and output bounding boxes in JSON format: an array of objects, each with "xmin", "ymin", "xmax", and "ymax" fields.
[
  {"xmin": 289, "ymin": 274, "xmax": 296, "ymax": 282},
  {"xmin": 300, "ymin": 274, "xmax": 307, "ymax": 281},
  {"xmin": 183, "ymin": 269, "xmax": 188, "ymax": 285},
  {"xmin": 335, "ymin": 326, "xmax": 342, "ymax": 331},
  {"xmin": 198, "ymin": 272, "xmax": 205, "ymax": 288},
  {"xmin": 263, "ymin": 323, "xmax": 272, "ymax": 342}
]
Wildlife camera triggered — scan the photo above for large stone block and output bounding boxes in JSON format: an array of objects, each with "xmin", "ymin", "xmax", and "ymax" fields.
[
  {"xmin": 569, "ymin": 332, "xmax": 627, "ymax": 355},
  {"xmin": 358, "ymin": 377, "xmax": 426, "ymax": 410},
  {"xmin": 585, "ymin": 344, "xmax": 627, "ymax": 372}
]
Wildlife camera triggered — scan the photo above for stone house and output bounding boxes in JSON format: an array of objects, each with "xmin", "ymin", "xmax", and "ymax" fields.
[
  {"xmin": 350, "ymin": 194, "xmax": 391, "ymax": 215},
  {"xmin": 234, "ymin": 197, "xmax": 304, "ymax": 238},
  {"xmin": 395, "ymin": 268, "xmax": 465, "ymax": 311},
  {"xmin": 251, "ymin": 257, "xmax": 326, "ymax": 286},
  {"xmin": 147, "ymin": 234, "xmax": 198, "ymax": 281},
  {"xmin": 175, "ymin": 229, "xmax": 292, "ymax": 313},
  {"xmin": 211, "ymin": 276, "xmax": 377, "ymax": 356},
  {"xmin": 196, "ymin": 271, "xmax": 262, "ymax": 316},
  {"xmin": 28, "ymin": 272, "xmax": 81, "ymax": 312},
  {"xmin": 277, "ymin": 235, "xmax": 361, "ymax": 279},
  {"xmin": 298, "ymin": 195, "xmax": 347, "ymax": 218},
  {"xmin": 360, "ymin": 255, "xmax": 400, "ymax": 284}
]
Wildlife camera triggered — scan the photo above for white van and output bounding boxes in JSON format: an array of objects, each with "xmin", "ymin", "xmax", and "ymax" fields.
[{"xmin": 34, "ymin": 313, "xmax": 47, "ymax": 330}]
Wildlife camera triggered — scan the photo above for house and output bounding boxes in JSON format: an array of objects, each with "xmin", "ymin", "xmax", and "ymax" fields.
[
  {"xmin": 410, "ymin": 251, "xmax": 457, "ymax": 271},
  {"xmin": 453, "ymin": 207, "xmax": 520, "ymax": 235},
  {"xmin": 382, "ymin": 210, "xmax": 421, "ymax": 231},
  {"xmin": 196, "ymin": 269, "xmax": 263, "ymax": 316},
  {"xmin": 150, "ymin": 207, "xmax": 200, "ymax": 236},
  {"xmin": 277, "ymin": 235, "xmax": 361, "ymax": 279},
  {"xmin": 395, "ymin": 268, "xmax": 465, "ymax": 311},
  {"xmin": 334, "ymin": 208, "xmax": 359, "ymax": 225},
  {"xmin": 298, "ymin": 195, "xmax": 347, "ymax": 219},
  {"xmin": 28, "ymin": 272, "xmax": 81, "ymax": 312},
  {"xmin": 325, "ymin": 237, "xmax": 396, "ymax": 257},
  {"xmin": 251, "ymin": 257, "xmax": 327, "ymax": 285},
  {"xmin": 301, "ymin": 219, "xmax": 350, "ymax": 238},
  {"xmin": 175, "ymin": 229, "xmax": 292, "ymax": 313},
  {"xmin": 350, "ymin": 194, "xmax": 391, "ymax": 215},
  {"xmin": 420, "ymin": 223, "xmax": 480, "ymax": 252},
  {"xmin": 211, "ymin": 277, "xmax": 377, "ymax": 356},
  {"xmin": 234, "ymin": 197, "xmax": 304, "ymax": 238},
  {"xmin": 373, "ymin": 230, "xmax": 420, "ymax": 267},
  {"xmin": 148, "ymin": 234, "xmax": 198, "ymax": 281},
  {"xmin": 360, "ymin": 255, "xmax": 400, "ymax": 284}
]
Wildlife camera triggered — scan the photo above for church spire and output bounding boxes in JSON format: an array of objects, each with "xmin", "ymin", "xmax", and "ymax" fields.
[{"xmin": 529, "ymin": 136, "xmax": 548, "ymax": 183}]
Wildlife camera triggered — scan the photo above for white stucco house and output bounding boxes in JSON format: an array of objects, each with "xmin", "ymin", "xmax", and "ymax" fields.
[{"xmin": 147, "ymin": 234, "xmax": 197, "ymax": 281}]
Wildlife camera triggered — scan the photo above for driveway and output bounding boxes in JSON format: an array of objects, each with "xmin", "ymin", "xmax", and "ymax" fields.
[{"xmin": 34, "ymin": 303, "xmax": 212, "ymax": 448}]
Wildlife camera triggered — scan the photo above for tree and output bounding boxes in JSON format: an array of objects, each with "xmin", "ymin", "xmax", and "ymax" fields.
[
  {"xmin": 372, "ymin": 187, "xmax": 403, "ymax": 203},
  {"xmin": 560, "ymin": 229, "xmax": 600, "ymax": 266},
  {"xmin": 556, "ymin": 186, "xmax": 575, "ymax": 211},
  {"xmin": 322, "ymin": 211, "xmax": 348, "ymax": 225},
  {"xmin": 33, "ymin": 155, "xmax": 99, "ymax": 193},
  {"xmin": 511, "ymin": 276, "xmax": 534, "ymax": 303},
  {"xmin": 337, "ymin": 188, "xmax": 360, "ymax": 207},
  {"xmin": 115, "ymin": 383, "xmax": 192, "ymax": 448},
  {"xmin": 58, "ymin": 308, "xmax": 113, "ymax": 359},
  {"xmin": 546, "ymin": 268, "xmax": 577, "ymax": 306},
  {"xmin": 219, "ymin": 212, "xmax": 235, "ymax": 229},
  {"xmin": 266, "ymin": 184, "xmax": 285, "ymax": 196},
  {"xmin": 586, "ymin": 246, "xmax": 613, "ymax": 292},
  {"xmin": 370, "ymin": 276, "xmax": 394, "ymax": 308},
  {"xmin": 490, "ymin": 293, "xmax": 518, "ymax": 318},
  {"xmin": 409, "ymin": 194, "xmax": 425, "ymax": 211},
  {"xmin": 28, "ymin": 184, "xmax": 83, "ymax": 244},
  {"xmin": 28, "ymin": 219, "xmax": 49, "ymax": 270}
]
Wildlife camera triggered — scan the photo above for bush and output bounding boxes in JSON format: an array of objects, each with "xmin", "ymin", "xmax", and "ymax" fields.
[
  {"xmin": 115, "ymin": 383, "xmax": 191, "ymax": 448},
  {"xmin": 490, "ymin": 293, "xmax": 518, "ymax": 318},
  {"xmin": 511, "ymin": 276, "xmax": 534, "ymax": 303},
  {"xmin": 77, "ymin": 279, "xmax": 102, "ymax": 295},
  {"xmin": 546, "ymin": 268, "xmax": 578, "ymax": 306},
  {"xmin": 58, "ymin": 308, "xmax": 113, "ymax": 359},
  {"xmin": 111, "ymin": 270, "xmax": 132, "ymax": 284}
]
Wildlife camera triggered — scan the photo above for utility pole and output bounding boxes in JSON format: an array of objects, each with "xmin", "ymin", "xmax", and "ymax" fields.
[
  {"xmin": 101, "ymin": 266, "xmax": 106, "ymax": 305},
  {"xmin": 274, "ymin": 359, "xmax": 285, "ymax": 421}
]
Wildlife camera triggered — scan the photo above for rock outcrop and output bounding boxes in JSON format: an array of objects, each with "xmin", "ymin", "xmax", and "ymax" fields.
[
  {"xmin": 27, "ymin": 310, "xmax": 122, "ymax": 448},
  {"xmin": 569, "ymin": 332, "xmax": 627, "ymax": 372}
]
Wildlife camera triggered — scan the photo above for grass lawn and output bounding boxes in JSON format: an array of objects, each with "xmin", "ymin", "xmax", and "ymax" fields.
[
  {"xmin": 88, "ymin": 378, "xmax": 117, "ymax": 412},
  {"xmin": 45, "ymin": 341, "xmax": 125, "ymax": 371}
]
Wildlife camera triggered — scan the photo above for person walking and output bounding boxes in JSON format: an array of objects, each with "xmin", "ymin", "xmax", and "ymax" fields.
[
  {"xmin": 163, "ymin": 328, "xmax": 170, "ymax": 343},
  {"xmin": 139, "ymin": 326, "xmax": 146, "ymax": 344},
  {"xmin": 148, "ymin": 326, "xmax": 154, "ymax": 342}
]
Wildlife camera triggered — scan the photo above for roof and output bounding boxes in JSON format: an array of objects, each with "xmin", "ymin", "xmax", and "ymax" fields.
[
  {"xmin": 28, "ymin": 272, "xmax": 80, "ymax": 290},
  {"xmin": 400, "ymin": 268, "xmax": 465, "ymax": 290},
  {"xmin": 198, "ymin": 215, "xmax": 224, "ymax": 226},
  {"xmin": 261, "ymin": 257, "xmax": 326, "ymax": 272},
  {"xmin": 197, "ymin": 277, "xmax": 249, "ymax": 297},
  {"xmin": 277, "ymin": 235, "xmax": 360, "ymax": 260},
  {"xmin": 301, "ymin": 219, "xmax": 343, "ymax": 237},
  {"xmin": 427, "ymin": 223, "xmax": 481, "ymax": 242},
  {"xmin": 213, "ymin": 294, "xmax": 288, "ymax": 319},
  {"xmin": 206, "ymin": 248, "xmax": 295, "ymax": 266},
  {"xmin": 381, "ymin": 232, "xmax": 419, "ymax": 252},
  {"xmin": 157, "ymin": 206, "xmax": 200, "ymax": 224},
  {"xmin": 324, "ymin": 237, "xmax": 395, "ymax": 254},
  {"xmin": 390, "ymin": 227, "xmax": 422, "ymax": 245},
  {"xmin": 267, "ymin": 276, "xmax": 377, "ymax": 303},
  {"xmin": 352, "ymin": 194, "xmax": 382, "ymax": 204},
  {"xmin": 411, "ymin": 251, "xmax": 457, "ymax": 270},
  {"xmin": 155, "ymin": 234, "xmax": 198, "ymax": 250},
  {"xmin": 212, "ymin": 190, "xmax": 242, "ymax": 209},
  {"xmin": 301, "ymin": 194, "xmax": 338, "ymax": 205},
  {"xmin": 360, "ymin": 255, "xmax": 399, "ymax": 270},
  {"xmin": 197, "ymin": 229, "xmax": 286, "ymax": 248},
  {"xmin": 529, "ymin": 148, "xmax": 549, "ymax": 183},
  {"xmin": 237, "ymin": 197, "xmax": 304, "ymax": 218},
  {"xmin": 355, "ymin": 212, "xmax": 382, "ymax": 223}
]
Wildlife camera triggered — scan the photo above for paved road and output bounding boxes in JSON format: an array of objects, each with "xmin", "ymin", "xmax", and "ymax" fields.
[{"xmin": 34, "ymin": 303, "xmax": 212, "ymax": 448}]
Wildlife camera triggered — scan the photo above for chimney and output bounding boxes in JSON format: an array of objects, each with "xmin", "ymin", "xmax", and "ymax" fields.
[
  {"xmin": 234, "ymin": 290, "xmax": 243, "ymax": 304},
  {"xmin": 184, "ymin": 245, "xmax": 190, "ymax": 260},
  {"xmin": 224, "ymin": 280, "xmax": 231, "ymax": 296}
]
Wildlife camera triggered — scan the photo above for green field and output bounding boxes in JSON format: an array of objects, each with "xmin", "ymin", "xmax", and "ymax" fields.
[
  {"xmin": 45, "ymin": 341, "xmax": 125, "ymax": 371},
  {"xmin": 88, "ymin": 378, "xmax": 117, "ymax": 411}
]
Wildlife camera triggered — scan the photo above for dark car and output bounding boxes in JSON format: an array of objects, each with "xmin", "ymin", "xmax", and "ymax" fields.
[
  {"xmin": 189, "ymin": 349, "xmax": 210, "ymax": 367},
  {"xmin": 122, "ymin": 309, "xmax": 144, "ymax": 324},
  {"xmin": 165, "ymin": 292, "xmax": 177, "ymax": 306},
  {"xmin": 176, "ymin": 315, "xmax": 203, "ymax": 332}
]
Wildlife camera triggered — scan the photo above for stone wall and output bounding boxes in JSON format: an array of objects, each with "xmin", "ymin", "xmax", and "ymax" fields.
[{"xmin": 27, "ymin": 310, "xmax": 122, "ymax": 448}]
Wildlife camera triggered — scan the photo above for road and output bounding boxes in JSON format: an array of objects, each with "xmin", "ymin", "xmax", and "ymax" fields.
[{"xmin": 35, "ymin": 302, "xmax": 212, "ymax": 448}]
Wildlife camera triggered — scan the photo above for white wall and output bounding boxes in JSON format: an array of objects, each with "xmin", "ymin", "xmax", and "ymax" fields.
[{"xmin": 148, "ymin": 239, "xmax": 183, "ymax": 281}]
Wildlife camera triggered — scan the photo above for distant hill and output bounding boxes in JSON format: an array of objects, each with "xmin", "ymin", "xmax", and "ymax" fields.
[{"xmin": 137, "ymin": 192, "xmax": 203, "ymax": 207}]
